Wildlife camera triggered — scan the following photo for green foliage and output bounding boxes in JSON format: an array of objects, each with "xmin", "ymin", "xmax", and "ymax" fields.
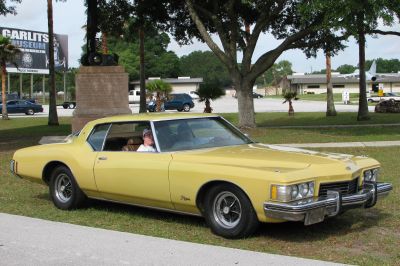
[
  {"xmin": 366, "ymin": 58, "xmax": 400, "ymax": 73},
  {"xmin": 145, "ymin": 79, "xmax": 172, "ymax": 94},
  {"xmin": 0, "ymin": 35, "xmax": 21, "ymax": 67},
  {"xmin": 282, "ymin": 91, "xmax": 298, "ymax": 103},
  {"xmin": 179, "ymin": 51, "xmax": 231, "ymax": 87},
  {"xmin": 197, "ymin": 80, "xmax": 225, "ymax": 102},
  {"xmin": 336, "ymin": 64, "xmax": 357, "ymax": 74},
  {"xmin": 0, "ymin": 0, "xmax": 20, "ymax": 16},
  {"xmin": 255, "ymin": 60, "xmax": 293, "ymax": 87},
  {"xmin": 107, "ymin": 32, "xmax": 180, "ymax": 80}
]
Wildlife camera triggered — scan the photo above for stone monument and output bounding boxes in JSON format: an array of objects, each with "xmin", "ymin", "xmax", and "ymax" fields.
[{"xmin": 71, "ymin": 0, "xmax": 131, "ymax": 132}]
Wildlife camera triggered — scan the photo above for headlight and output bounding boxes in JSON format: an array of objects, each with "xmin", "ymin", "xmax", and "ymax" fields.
[
  {"xmin": 271, "ymin": 181, "xmax": 315, "ymax": 202},
  {"xmin": 363, "ymin": 168, "xmax": 379, "ymax": 182}
]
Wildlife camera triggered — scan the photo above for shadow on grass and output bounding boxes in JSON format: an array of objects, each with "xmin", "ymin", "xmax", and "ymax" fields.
[
  {"xmin": 257, "ymin": 208, "xmax": 390, "ymax": 242},
  {"xmin": 34, "ymin": 189, "xmax": 391, "ymax": 242}
]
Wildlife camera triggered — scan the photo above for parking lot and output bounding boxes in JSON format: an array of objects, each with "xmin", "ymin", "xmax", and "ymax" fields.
[{"xmin": 6, "ymin": 96, "xmax": 375, "ymax": 118}]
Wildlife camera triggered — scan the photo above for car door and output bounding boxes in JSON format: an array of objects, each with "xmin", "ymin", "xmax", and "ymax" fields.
[
  {"xmin": 6, "ymin": 101, "xmax": 18, "ymax": 113},
  {"xmin": 93, "ymin": 121, "xmax": 174, "ymax": 209},
  {"xmin": 165, "ymin": 94, "xmax": 181, "ymax": 110}
]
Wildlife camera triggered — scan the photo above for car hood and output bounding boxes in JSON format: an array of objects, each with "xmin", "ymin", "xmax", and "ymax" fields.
[{"xmin": 171, "ymin": 143, "xmax": 361, "ymax": 173}]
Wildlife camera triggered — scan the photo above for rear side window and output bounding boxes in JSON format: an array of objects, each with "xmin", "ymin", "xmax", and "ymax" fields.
[{"xmin": 87, "ymin": 124, "xmax": 111, "ymax": 151}]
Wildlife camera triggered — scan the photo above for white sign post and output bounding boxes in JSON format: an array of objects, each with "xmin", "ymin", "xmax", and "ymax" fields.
[{"xmin": 342, "ymin": 90, "xmax": 350, "ymax": 104}]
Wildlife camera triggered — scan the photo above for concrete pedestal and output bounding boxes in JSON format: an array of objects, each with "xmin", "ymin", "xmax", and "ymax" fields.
[{"xmin": 72, "ymin": 66, "xmax": 132, "ymax": 132}]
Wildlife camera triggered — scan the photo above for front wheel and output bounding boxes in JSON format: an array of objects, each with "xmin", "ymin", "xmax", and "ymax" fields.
[
  {"xmin": 203, "ymin": 184, "xmax": 259, "ymax": 238},
  {"xmin": 25, "ymin": 109, "xmax": 34, "ymax": 115},
  {"xmin": 49, "ymin": 166, "xmax": 86, "ymax": 210}
]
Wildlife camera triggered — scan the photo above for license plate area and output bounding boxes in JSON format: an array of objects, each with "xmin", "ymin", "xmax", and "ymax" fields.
[{"xmin": 304, "ymin": 207, "xmax": 326, "ymax": 225}]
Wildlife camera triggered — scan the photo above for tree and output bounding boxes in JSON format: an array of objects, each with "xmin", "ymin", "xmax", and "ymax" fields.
[
  {"xmin": 145, "ymin": 79, "xmax": 172, "ymax": 112},
  {"xmin": 0, "ymin": 35, "xmax": 20, "ymax": 120},
  {"xmin": 180, "ymin": 51, "xmax": 231, "ymax": 87},
  {"xmin": 47, "ymin": 0, "xmax": 65, "ymax": 126},
  {"xmin": 336, "ymin": 64, "xmax": 357, "ymax": 74},
  {"xmin": 334, "ymin": 0, "xmax": 400, "ymax": 121},
  {"xmin": 255, "ymin": 60, "xmax": 293, "ymax": 89},
  {"xmin": 106, "ymin": 32, "xmax": 180, "ymax": 80},
  {"xmin": 167, "ymin": 0, "xmax": 343, "ymax": 128},
  {"xmin": 282, "ymin": 91, "xmax": 298, "ymax": 117},
  {"xmin": 0, "ymin": 0, "xmax": 21, "ymax": 16},
  {"xmin": 197, "ymin": 79, "xmax": 225, "ymax": 113}
]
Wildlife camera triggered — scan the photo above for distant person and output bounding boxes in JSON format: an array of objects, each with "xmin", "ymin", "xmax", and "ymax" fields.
[{"xmin": 137, "ymin": 129, "xmax": 156, "ymax": 152}]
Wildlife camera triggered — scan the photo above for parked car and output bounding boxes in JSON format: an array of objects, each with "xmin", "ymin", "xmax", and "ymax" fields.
[
  {"xmin": 253, "ymin": 92, "xmax": 263, "ymax": 98},
  {"xmin": 11, "ymin": 114, "xmax": 392, "ymax": 238},
  {"xmin": 233, "ymin": 92, "xmax": 264, "ymax": 98},
  {"xmin": 367, "ymin": 92, "xmax": 400, "ymax": 103},
  {"xmin": 189, "ymin": 91, "xmax": 199, "ymax": 100},
  {"xmin": 0, "ymin": 100, "xmax": 43, "ymax": 115},
  {"xmin": 147, "ymin": 93, "xmax": 194, "ymax": 112}
]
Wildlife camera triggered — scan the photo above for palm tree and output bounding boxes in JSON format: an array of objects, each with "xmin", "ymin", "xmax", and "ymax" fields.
[
  {"xmin": 0, "ymin": 35, "xmax": 20, "ymax": 120},
  {"xmin": 197, "ymin": 80, "xmax": 225, "ymax": 113},
  {"xmin": 282, "ymin": 90, "xmax": 298, "ymax": 116},
  {"xmin": 47, "ymin": 0, "xmax": 60, "ymax": 126},
  {"xmin": 146, "ymin": 79, "xmax": 172, "ymax": 112}
]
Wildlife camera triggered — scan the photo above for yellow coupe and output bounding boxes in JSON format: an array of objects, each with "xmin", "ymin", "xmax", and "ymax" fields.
[{"xmin": 10, "ymin": 114, "xmax": 392, "ymax": 238}]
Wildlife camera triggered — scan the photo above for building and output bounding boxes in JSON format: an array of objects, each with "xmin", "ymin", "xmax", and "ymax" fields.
[
  {"xmin": 129, "ymin": 77, "xmax": 203, "ymax": 94},
  {"xmin": 286, "ymin": 73, "xmax": 400, "ymax": 94}
]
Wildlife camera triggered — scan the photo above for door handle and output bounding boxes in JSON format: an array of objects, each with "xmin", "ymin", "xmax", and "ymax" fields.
[{"xmin": 98, "ymin": 157, "xmax": 107, "ymax": 160}]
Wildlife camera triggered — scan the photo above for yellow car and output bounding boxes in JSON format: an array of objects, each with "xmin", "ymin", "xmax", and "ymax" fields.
[{"xmin": 10, "ymin": 113, "xmax": 392, "ymax": 238}]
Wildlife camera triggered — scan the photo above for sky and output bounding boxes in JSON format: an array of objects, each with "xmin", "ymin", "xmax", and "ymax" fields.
[{"xmin": 0, "ymin": 0, "xmax": 399, "ymax": 73}]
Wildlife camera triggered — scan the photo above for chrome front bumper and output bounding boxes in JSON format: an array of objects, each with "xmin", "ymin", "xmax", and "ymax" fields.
[{"xmin": 264, "ymin": 182, "xmax": 393, "ymax": 225}]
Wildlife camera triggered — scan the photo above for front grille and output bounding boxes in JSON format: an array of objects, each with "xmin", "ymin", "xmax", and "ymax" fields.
[{"xmin": 319, "ymin": 177, "xmax": 359, "ymax": 197}]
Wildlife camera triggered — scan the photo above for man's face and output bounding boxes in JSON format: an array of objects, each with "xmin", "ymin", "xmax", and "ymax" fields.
[{"xmin": 143, "ymin": 132, "xmax": 154, "ymax": 146}]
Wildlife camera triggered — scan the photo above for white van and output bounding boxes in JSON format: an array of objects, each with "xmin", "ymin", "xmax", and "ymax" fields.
[{"xmin": 129, "ymin": 90, "xmax": 141, "ymax": 103}]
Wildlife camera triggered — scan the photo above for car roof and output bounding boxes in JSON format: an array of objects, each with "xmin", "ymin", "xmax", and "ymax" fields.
[{"xmin": 86, "ymin": 113, "xmax": 219, "ymax": 127}]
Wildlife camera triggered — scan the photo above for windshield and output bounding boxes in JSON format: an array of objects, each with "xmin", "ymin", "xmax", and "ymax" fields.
[{"xmin": 153, "ymin": 117, "xmax": 253, "ymax": 152}]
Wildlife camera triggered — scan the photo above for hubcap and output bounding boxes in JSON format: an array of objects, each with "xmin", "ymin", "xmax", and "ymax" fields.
[
  {"xmin": 55, "ymin": 173, "xmax": 72, "ymax": 203},
  {"xmin": 212, "ymin": 191, "xmax": 242, "ymax": 229}
]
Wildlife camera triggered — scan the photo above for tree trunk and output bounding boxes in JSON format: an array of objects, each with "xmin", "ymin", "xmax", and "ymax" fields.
[
  {"xmin": 204, "ymin": 98, "xmax": 212, "ymax": 113},
  {"xmin": 1, "ymin": 64, "xmax": 9, "ymax": 120},
  {"xmin": 235, "ymin": 80, "xmax": 256, "ymax": 128},
  {"xmin": 326, "ymin": 51, "xmax": 337, "ymax": 116},
  {"xmin": 288, "ymin": 100, "xmax": 294, "ymax": 116},
  {"xmin": 138, "ymin": 26, "xmax": 147, "ymax": 113},
  {"xmin": 155, "ymin": 92, "xmax": 161, "ymax": 112},
  {"xmin": 357, "ymin": 30, "xmax": 370, "ymax": 120},
  {"xmin": 47, "ymin": 0, "xmax": 59, "ymax": 126},
  {"xmin": 101, "ymin": 32, "xmax": 108, "ymax": 54}
]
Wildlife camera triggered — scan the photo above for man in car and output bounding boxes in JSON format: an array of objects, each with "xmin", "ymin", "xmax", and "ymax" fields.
[{"xmin": 137, "ymin": 129, "xmax": 156, "ymax": 152}]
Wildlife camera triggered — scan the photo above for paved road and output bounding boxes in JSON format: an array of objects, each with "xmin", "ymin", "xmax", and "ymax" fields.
[
  {"xmin": 0, "ymin": 213, "xmax": 345, "ymax": 266},
  {"xmin": 7, "ymin": 97, "xmax": 375, "ymax": 118}
]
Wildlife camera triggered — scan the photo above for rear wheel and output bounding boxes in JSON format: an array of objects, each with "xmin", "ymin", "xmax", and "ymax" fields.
[
  {"xmin": 203, "ymin": 184, "xmax": 259, "ymax": 238},
  {"xmin": 25, "ymin": 109, "xmax": 34, "ymax": 115},
  {"xmin": 49, "ymin": 166, "xmax": 86, "ymax": 210},
  {"xmin": 183, "ymin": 104, "xmax": 190, "ymax": 112}
]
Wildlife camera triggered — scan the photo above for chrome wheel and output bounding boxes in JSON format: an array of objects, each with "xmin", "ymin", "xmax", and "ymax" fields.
[
  {"xmin": 54, "ymin": 173, "xmax": 72, "ymax": 203},
  {"xmin": 212, "ymin": 191, "xmax": 242, "ymax": 229},
  {"xmin": 183, "ymin": 104, "xmax": 190, "ymax": 112}
]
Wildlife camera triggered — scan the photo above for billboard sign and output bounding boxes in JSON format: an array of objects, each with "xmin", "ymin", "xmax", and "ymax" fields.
[{"xmin": 0, "ymin": 27, "xmax": 68, "ymax": 74}]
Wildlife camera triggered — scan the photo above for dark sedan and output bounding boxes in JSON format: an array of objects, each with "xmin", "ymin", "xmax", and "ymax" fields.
[
  {"xmin": 148, "ymin": 93, "xmax": 195, "ymax": 112},
  {"xmin": 0, "ymin": 100, "xmax": 43, "ymax": 115}
]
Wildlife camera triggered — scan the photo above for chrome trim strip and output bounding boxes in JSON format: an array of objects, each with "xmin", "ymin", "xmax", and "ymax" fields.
[
  {"xmin": 150, "ymin": 121, "xmax": 161, "ymax": 152},
  {"xmin": 88, "ymin": 196, "xmax": 202, "ymax": 217}
]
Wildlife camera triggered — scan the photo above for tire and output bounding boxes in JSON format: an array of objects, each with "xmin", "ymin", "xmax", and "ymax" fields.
[
  {"xmin": 62, "ymin": 104, "xmax": 69, "ymax": 109},
  {"xmin": 69, "ymin": 103, "xmax": 75, "ymax": 109},
  {"xmin": 25, "ymin": 109, "xmax": 34, "ymax": 115},
  {"xmin": 177, "ymin": 108, "xmax": 183, "ymax": 112},
  {"xmin": 183, "ymin": 104, "xmax": 190, "ymax": 112},
  {"xmin": 367, "ymin": 99, "xmax": 373, "ymax": 103},
  {"xmin": 49, "ymin": 166, "xmax": 86, "ymax": 210},
  {"xmin": 203, "ymin": 184, "xmax": 259, "ymax": 238}
]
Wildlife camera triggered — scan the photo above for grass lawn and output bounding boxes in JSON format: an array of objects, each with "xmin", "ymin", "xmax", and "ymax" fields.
[{"xmin": 0, "ymin": 115, "xmax": 399, "ymax": 265}]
